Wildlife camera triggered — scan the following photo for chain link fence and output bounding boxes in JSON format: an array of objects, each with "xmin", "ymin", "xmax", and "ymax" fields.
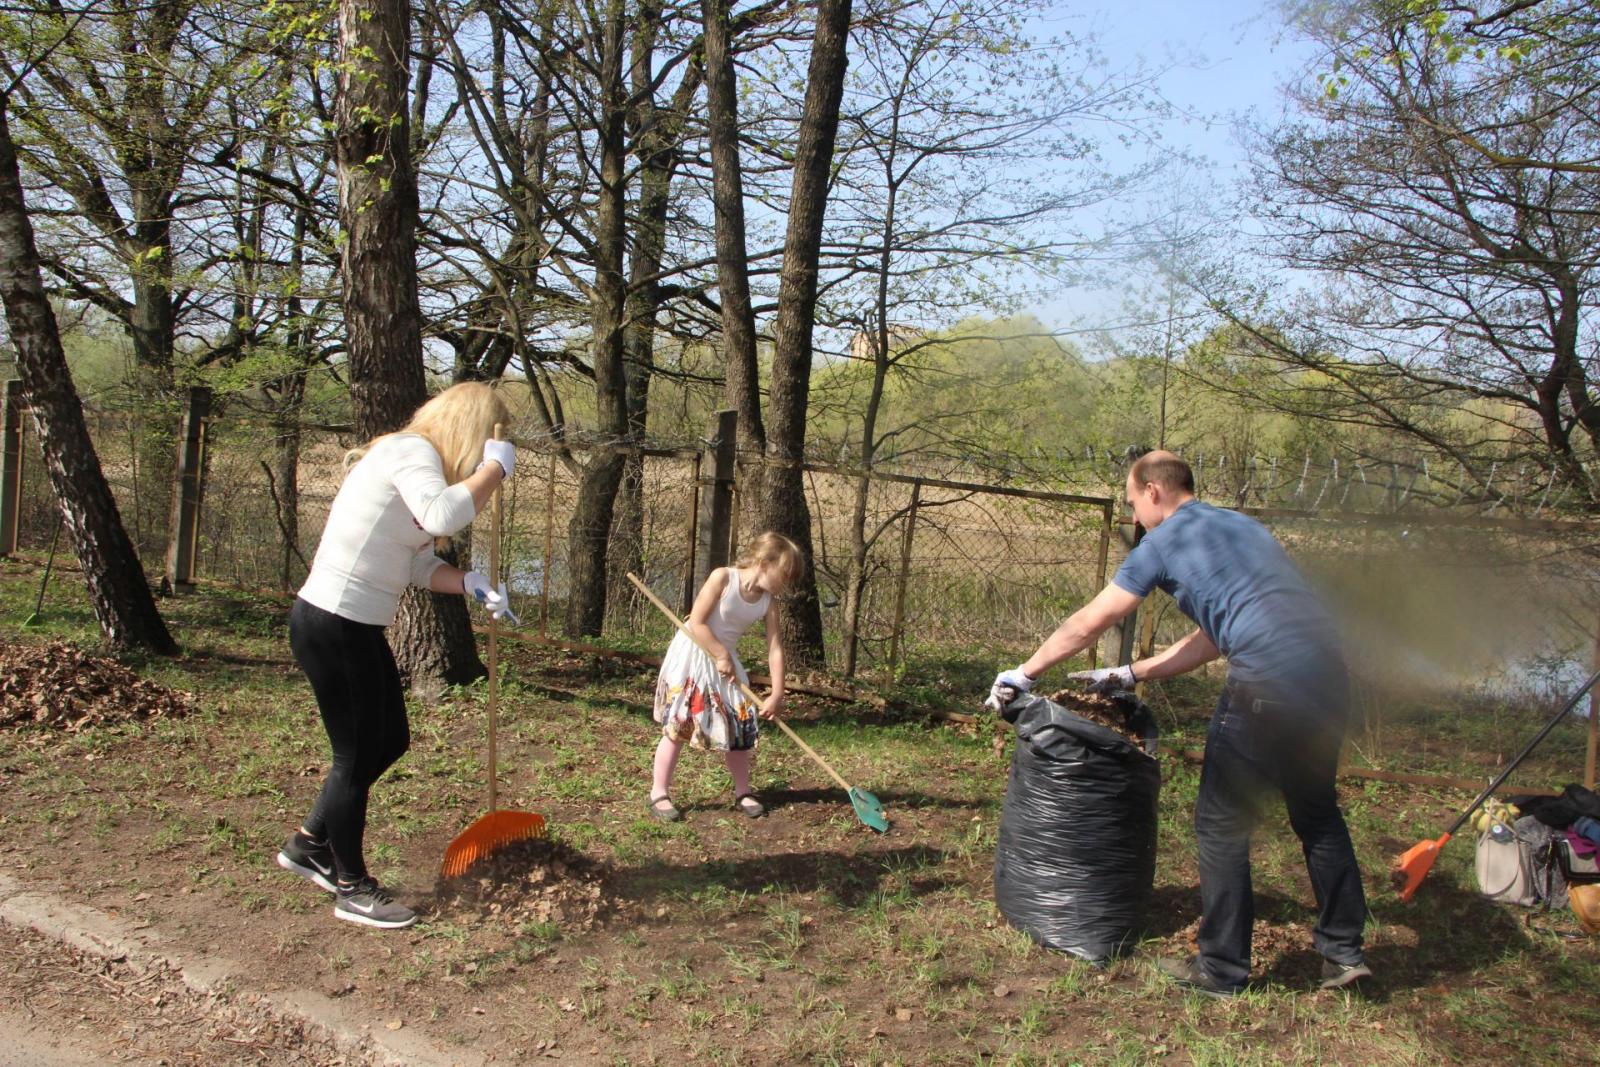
[{"xmin": 7, "ymin": 388, "xmax": 1600, "ymax": 783}]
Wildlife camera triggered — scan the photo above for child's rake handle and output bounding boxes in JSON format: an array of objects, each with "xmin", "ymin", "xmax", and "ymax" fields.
[{"xmin": 625, "ymin": 572, "xmax": 855, "ymax": 794}]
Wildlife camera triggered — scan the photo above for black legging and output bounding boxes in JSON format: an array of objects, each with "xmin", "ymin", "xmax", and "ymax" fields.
[{"xmin": 289, "ymin": 597, "xmax": 410, "ymax": 881}]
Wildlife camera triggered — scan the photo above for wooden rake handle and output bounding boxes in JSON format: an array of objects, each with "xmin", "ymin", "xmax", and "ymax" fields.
[
  {"xmin": 487, "ymin": 423, "xmax": 503, "ymax": 812},
  {"xmin": 625, "ymin": 572, "xmax": 854, "ymax": 794}
]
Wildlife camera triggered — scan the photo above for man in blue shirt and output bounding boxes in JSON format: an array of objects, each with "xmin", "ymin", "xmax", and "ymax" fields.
[{"xmin": 988, "ymin": 450, "xmax": 1369, "ymax": 996}]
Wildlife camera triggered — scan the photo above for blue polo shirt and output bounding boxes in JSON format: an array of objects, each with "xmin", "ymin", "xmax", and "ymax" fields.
[{"xmin": 1112, "ymin": 501, "xmax": 1341, "ymax": 688}]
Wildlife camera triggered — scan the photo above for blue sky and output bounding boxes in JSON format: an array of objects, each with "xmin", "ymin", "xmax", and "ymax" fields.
[{"xmin": 1027, "ymin": 0, "xmax": 1322, "ymax": 331}]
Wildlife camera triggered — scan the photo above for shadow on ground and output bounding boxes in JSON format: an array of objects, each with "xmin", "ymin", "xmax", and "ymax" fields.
[{"xmin": 614, "ymin": 845, "xmax": 954, "ymax": 908}]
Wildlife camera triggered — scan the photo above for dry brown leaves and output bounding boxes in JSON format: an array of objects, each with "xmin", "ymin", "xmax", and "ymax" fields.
[
  {"xmin": 0, "ymin": 638, "xmax": 196, "ymax": 732},
  {"xmin": 431, "ymin": 837, "xmax": 624, "ymax": 931},
  {"xmin": 1047, "ymin": 688, "xmax": 1146, "ymax": 746}
]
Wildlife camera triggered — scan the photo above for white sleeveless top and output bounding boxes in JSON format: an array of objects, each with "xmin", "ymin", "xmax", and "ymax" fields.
[{"xmin": 708, "ymin": 567, "xmax": 769, "ymax": 647}]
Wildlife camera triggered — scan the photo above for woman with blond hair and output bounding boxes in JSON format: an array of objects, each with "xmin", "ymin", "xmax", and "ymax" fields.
[
  {"xmin": 647, "ymin": 531, "xmax": 803, "ymax": 821},
  {"xmin": 276, "ymin": 382, "xmax": 518, "ymax": 929}
]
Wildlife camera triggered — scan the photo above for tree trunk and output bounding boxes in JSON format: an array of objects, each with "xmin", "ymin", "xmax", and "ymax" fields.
[
  {"xmin": 608, "ymin": 3, "xmax": 700, "ymax": 625},
  {"xmin": 337, "ymin": 0, "xmax": 429, "ymax": 443},
  {"xmin": 564, "ymin": 0, "xmax": 630, "ymax": 637},
  {"xmin": 569, "ymin": 451, "xmax": 629, "ymax": 636},
  {"xmin": 336, "ymin": 0, "xmax": 483, "ymax": 690},
  {"xmin": 703, "ymin": 0, "xmax": 767, "ymax": 468},
  {"xmin": 0, "ymin": 102, "xmax": 177, "ymax": 655},
  {"xmin": 272, "ymin": 373, "xmax": 305, "ymax": 591},
  {"xmin": 758, "ymin": 0, "xmax": 854, "ymax": 666}
]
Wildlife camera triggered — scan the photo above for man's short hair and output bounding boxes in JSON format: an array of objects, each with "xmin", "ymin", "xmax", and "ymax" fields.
[{"xmin": 1129, "ymin": 452, "xmax": 1195, "ymax": 495}]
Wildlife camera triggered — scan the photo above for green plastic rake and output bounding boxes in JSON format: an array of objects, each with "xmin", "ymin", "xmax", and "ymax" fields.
[{"xmin": 627, "ymin": 572, "xmax": 890, "ymax": 833}]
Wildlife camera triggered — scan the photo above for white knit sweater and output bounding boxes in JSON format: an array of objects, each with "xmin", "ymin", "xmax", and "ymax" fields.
[{"xmin": 297, "ymin": 434, "xmax": 477, "ymax": 625}]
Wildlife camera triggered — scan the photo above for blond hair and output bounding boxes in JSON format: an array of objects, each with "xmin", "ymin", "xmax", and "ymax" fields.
[
  {"xmin": 347, "ymin": 382, "xmax": 512, "ymax": 483},
  {"xmin": 735, "ymin": 531, "xmax": 804, "ymax": 592}
]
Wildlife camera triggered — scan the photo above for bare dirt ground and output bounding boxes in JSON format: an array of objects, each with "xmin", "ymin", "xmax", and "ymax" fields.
[
  {"xmin": 2, "ymin": 575, "xmax": 1599, "ymax": 1065},
  {"xmin": 0, "ymin": 920, "xmax": 365, "ymax": 1066}
]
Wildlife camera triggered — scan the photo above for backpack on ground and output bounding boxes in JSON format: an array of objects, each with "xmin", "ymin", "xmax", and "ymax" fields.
[{"xmin": 1475, "ymin": 815, "xmax": 1568, "ymax": 908}]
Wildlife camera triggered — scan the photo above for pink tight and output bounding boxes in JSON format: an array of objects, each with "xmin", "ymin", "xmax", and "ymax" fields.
[{"xmin": 652, "ymin": 734, "xmax": 752, "ymax": 799}]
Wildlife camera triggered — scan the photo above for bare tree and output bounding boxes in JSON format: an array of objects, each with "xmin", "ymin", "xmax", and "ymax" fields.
[
  {"xmin": 550, "ymin": 0, "xmax": 634, "ymax": 638},
  {"xmin": 335, "ymin": 0, "xmax": 483, "ymax": 689},
  {"xmin": 0, "ymin": 2, "xmax": 272, "ymax": 383},
  {"xmin": 0, "ymin": 76, "xmax": 177, "ymax": 653},
  {"xmin": 1222, "ymin": 0, "xmax": 1600, "ymax": 500},
  {"xmin": 754, "ymin": 0, "xmax": 855, "ymax": 664},
  {"xmin": 702, "ymin": 0, "xmax": 767, "ymax": 462},
  {"xmin": 817, "ymin": 0, "xmax": 1167, "ymax": 674}
]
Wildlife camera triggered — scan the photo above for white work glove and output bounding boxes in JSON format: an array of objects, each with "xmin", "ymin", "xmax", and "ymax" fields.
[
  {"xmin": 479, "ymin": 438, "xmax": 516, "ymax": 479},
  {"xmin": 463, "ymin": 570, "xmax": 521, "ymax": 625},
  {"xmin": 984, "ymin": 665, "xmax": 1035, "ymax": 711},
  {"xmin": 1066, "ymin": 663, "xmax": 1137, "ymax": 694}
]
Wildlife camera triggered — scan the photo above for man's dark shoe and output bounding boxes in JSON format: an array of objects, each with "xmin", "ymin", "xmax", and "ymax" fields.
[
  {"xmin": 276, "ymin": 832, "xmax": 336, "ymax": 892},
  {"xmin": 334, "ymin": 878, "xmax": 417, "ymax": 929},
  {"xmin": 1319, "ymin": 958, "xmax": 1373, "ymax": 990},
  {"xmin": 1156, "ymin": 956, "xmax": 1242, "ymax": 999}
]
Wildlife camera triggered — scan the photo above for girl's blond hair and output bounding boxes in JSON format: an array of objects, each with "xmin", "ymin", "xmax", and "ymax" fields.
[
  {"xmin": 347, "ymin": 382, "xmax": 512, "ymax": 483},
  {"xmin": 735, "ymin": 531, "xmax": 804, "ymax": 591}
]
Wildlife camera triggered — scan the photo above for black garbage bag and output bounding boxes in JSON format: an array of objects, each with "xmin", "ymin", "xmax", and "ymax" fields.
[{"xmin": 993, "ymin": 689, "xmax": 1161, "ymax": 963}]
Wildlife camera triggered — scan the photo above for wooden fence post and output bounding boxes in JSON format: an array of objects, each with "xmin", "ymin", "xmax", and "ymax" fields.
[
  {"xmin": 693, "ymin": 409, "xmax": 737, "ymax": 593},
  {"xmin": 888, "ymin": 478, "xmax": 922, "ymax": 672},
  {"xmin": 1111, "ymin": 520, "xmax": 1144, "ymax": 673},
  {"xmin": 541, "ymin": 450, "xmax": 555, "ymax": 637},
  {"xmin": 1089, "ymin": 500, "xmax": 1113, "ymax": 669},
  {"xmin": 681, "ymin": 452, "xmax": 702, "ymax": 615},
  {"xmin": 0, "ymin": 379, "xmax": 22, "ymax": 557},
  {"xmin": 163, "ymin": 386, "xmax": 211, "ymax": 592}
]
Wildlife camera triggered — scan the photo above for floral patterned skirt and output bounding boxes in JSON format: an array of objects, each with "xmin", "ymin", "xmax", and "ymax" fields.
[{"xmin": 652, "ymin": 630, "xmax": 760, "ymax": 751}]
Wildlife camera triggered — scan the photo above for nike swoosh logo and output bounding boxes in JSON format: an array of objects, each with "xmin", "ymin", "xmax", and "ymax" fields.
[
  {"xmin": 349, "ymin": 900, "xmax": 376, "ymax": 913},
  {"xmin": 309, "ymin": 857, "xmax": 333, "ymax": 876}
]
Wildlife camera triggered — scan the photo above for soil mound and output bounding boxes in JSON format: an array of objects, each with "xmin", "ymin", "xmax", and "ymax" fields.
[
  {"xmin": 0, "ymin": 638, "xmax": 197, "ymax": 731},
  {"xmin": 431, "ymin": 837, "xmax": 622, "ymax": 930}
]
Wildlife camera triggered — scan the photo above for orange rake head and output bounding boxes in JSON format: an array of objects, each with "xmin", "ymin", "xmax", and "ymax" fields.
[
  {"xmin": 1391, "ymin": 832, "xmax": 1451, "ymax": 902},
  {"xmin": 440, "ymin": 810, "xmax": 548, "ymax": 880}
]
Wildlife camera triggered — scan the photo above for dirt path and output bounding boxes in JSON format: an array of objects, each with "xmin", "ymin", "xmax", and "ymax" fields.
[
  {"xmin": 0, "ymin": 1002, "xmax": 144, "ymax": 1067},
  {"xmin": 0, "ymin": 921, "xmax": 363, "ymax": 1067}
]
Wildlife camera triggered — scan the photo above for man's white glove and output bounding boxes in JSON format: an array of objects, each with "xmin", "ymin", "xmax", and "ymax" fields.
[
  {"xmin": 463, "ymin": 570, "xmax": 521, "ymax": 625},
  {"xmin": 479, "ymin": 438, "xmax": 516, "ymax": 479},
  {"xmin": 1066, "ymin": 663, "xmax": 1136, "ymax": 694},
  {"xmin": 984, "ymin": 665, "xmax": 1035, "ymax": 711}
]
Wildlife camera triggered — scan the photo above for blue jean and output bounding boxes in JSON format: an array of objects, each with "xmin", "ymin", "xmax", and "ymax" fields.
[{"xmin": 1194, "ymin": 674, "xmax": 1368, "ymax": 989}]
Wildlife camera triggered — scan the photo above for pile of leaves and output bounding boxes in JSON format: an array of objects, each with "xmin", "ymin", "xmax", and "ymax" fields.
[
  {"xmin": 1048, "ymin": 688, "xmax": 1149, "ymax": 747},
  {"xmin": 432, "ymin": 837, "xmax": 622, "ymax": 931},
  {"xmin": 0, "ymin": 639, "xmax": 197, "ymax": 731}
]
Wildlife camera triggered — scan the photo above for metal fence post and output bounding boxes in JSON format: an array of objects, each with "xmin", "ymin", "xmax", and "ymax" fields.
[
  {"xmin": 0, "ymin": 379, "xmax": 23, "ymax": 557},
  {"xmin": 693, "ymin": 409, "xmax": 737, "ymax": 593},
  {"xmin": 163, "ymin": 386, "xmax": 211, "ymax": 592},
  {"xmin": 1589, "ymin": 613, "xmax": 1599, "ymax": 790},
  {"xmin": 887, "ymin": 478, "xmax": 922, "ymax": 672}
]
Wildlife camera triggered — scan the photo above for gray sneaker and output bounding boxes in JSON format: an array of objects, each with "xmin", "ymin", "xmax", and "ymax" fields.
[
  {"xmin": 1319, "ymin": 959, "xmax": 1373, "ymax": 990},
  {"xmin": 276, "ymin": 832, "xmax": 337, "ymax": 893},
  {"xmin": 1156, "ymin": 956, "xmax": 1242, "ymax": 998},
  {"xmin": 334, "ymin": 878, "xmax": 417, "ymax": 929}
]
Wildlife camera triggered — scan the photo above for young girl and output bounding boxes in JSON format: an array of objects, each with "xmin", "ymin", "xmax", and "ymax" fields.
[{"xmin": 649, "ymin": 532, "xmax": 804, "ymax": 821}]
